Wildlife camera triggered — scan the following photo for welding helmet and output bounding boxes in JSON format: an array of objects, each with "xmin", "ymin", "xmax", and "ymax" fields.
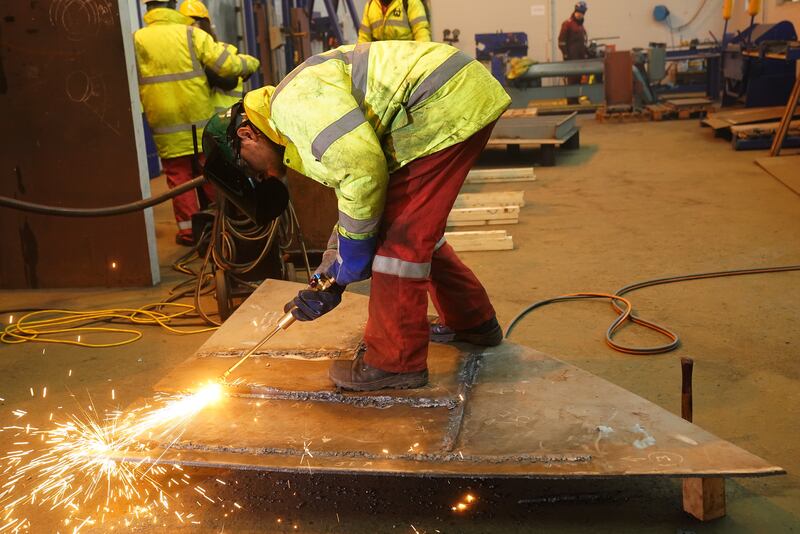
[
  {"xmin": 575, "ymin": 1, "xmax": 587, "ymax": 13},
  {"xmin": 202, "ymin": 102, "xmax": 289, "ymax": 226},
  {"xmin": 179, "ymin": 0, "xmax": 209, "ymax": 19}
]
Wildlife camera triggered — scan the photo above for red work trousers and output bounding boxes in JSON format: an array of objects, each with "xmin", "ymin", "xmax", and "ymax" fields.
[
  {"xmin": 364, "ymin": 122, "xmax": 497, "ymax": 373},
  {"xmin": 160, "ymin": 154, "xmax": 215, "ymax": 238}
]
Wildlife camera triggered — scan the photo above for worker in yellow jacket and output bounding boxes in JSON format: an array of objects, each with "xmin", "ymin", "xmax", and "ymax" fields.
[
  {"xmin": 357, "ymin": 0, "xmax": 431, "ymax": 43},
  {"xmin": 178, "ymin": 0, "xmax": 247, "ymax": 112},
  {"xmin": 135, "ymin": 0, "xmax": 259, "ymax": 245},
  {"xmin": 204, "ymin": 42, "xmax": 509, "ymax": 391}
]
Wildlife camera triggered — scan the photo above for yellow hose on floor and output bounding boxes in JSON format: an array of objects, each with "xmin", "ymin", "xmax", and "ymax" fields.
[{"xmin": 1, "ymin": 304, "xmax": 217, "ymax": 348}]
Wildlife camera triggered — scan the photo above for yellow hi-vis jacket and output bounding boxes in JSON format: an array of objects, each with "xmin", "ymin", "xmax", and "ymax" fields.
[
  {"xmin": 211, "ymin": 44, "xmax": 246, "ymax": 113},
  {"xmin": 269, "ymin": 42, "xmax": 510, "ymax": 241},
  {"xmin": 135, "ymin": 8, "xmax": 259, "ymax": 159},
  {"xmin": 357, "ymin": 0, "xmax": 430, "ymax": 43}
]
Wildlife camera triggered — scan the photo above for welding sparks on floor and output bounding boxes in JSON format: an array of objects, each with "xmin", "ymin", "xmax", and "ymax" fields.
[{"xmin": 0, "ymin": 382, "xmax": 228, "ymax": 532}]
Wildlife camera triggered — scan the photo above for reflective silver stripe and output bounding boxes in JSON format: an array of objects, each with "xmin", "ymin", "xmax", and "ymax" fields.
[
  {"xmin": 359, "ymin": 23, "xmax": 371, "ymax": 34},
  {"xmin": 372, "ymin": 255, "xmax": 431, "ymax": 279},
  {"xmin": 139, "ymin": 70, "xmax": 204, "ymax": 84},
  {"xmin": 408, "ymin": 51, "xmax": 473, "ymax": 108},
  {"xmin": 383, "ymin": 19, "xmax": 410, "ymax": 28},
  {"xmin": 434, "ymin": 236, "xmax": 447, "ymax": 251},
  {"xmin": 351, "ymin": 43, "xmax": 370, "ymax": 107},
  {"xmin": 187, "ymin": 27, "xmax": 200, "ymax": 71},
  {"xmin": 273, "ymin": 50, "xmax": 353, "ymax": 104},
  {"xmin": 151, "ymin": 118, "xmax": 208, "ymax": 135},
  {"xmin": 239, "ymin": 56, "xmax": 247, "ymax": 74},
  {"xmin": 311, "ymin": 108, "xmax": 366, "ymax": 160},
  {"xmin": 369, "ymin": 20, "xmax": 383, "ymax": 30},
  {"xmin": 212, "ymin": 48, "xmax": 231, "ymax": 72},
  {"xmin": 409, "ymin": 16, "xmax": 427, "ymax": 26},
  {"xmin": 138, "ymin": 26, "xmax": 204, "ymax": 85},
  {"xmin": 338, "ymin": 210, "xmax": 380, "ymax": 235},
  {"xmin": 177, "ymin": 220, "xmax": 193, "ymax": 230}
]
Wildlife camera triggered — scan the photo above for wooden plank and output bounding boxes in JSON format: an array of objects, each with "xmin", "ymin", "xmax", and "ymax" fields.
[
  {"xmin": 666, "ymin": 97, "xmax": 713, "ymax": 107},
  {"xmin": 447, "ymin": 206, "xmax": 520, "ymax": 227},
  {"xmin": 444, "ymin": 230, "xmax": 514, "ymax": 252},
  {"xmin": 465, "ymin": 167, "xmax": 536, "ymax": 184},
  {"xmin": 683, "ymin": 478, "xmax": 726, "ymax": 521},
  {"xmin": 502, "ymin": 107, "xmax": 538, "ymax": 118},
  {"xmin": 454, "ymin": 191, "xmax": 525, "ymax": 209},
  {"xmin": 705, "ymin": 106, "xmax": 784, "ymax": 121},
  {"xmin": 771, "ymin": 77, "xmax": 800, "ymax": 157},
  {"xmin": 756, "ymin": 156, "xmax": 800, "ymax": 196}
]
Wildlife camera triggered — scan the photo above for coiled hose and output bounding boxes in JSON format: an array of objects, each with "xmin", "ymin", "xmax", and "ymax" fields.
[{"xmin": 505, "ymin": 265, "xmax": 800, "ymax": 355}]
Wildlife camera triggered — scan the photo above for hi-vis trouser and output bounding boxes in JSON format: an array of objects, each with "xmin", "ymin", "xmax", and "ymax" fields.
[{"xmin": 363, "ymin": 122, "xmax": 498, "ymax": 373}]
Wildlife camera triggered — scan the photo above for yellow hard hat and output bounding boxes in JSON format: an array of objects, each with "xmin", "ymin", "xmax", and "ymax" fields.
[
  {"xmin": 179, "ymin": 0, "xmax": 209, "ymax": 19},
  {"xmin": 242, "ymin": 86, "xmax": 285, "ymax": 146}
]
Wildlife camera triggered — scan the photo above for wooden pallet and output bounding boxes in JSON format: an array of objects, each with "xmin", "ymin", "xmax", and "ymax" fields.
[
  {"xmin": 595, "ymin": 106, "xmax": 650, "ymax": 123},
  {"xmin": 444, "ymin": 230, "xmax": 514, "ymax": 252},
  {"xmin": 464, "ymin": 167, "xmax": 536, "ymax": 184},
  {"xmin": 454, "ymin": 191, "xmax": 526, "ymax": 209},
  {"xmin": 649, "ymin": 99, "xmax": 717, "ymax": 121},
  {"xmin": 447, "ymin": 205, "xmax": 520, "ymax": 227}
]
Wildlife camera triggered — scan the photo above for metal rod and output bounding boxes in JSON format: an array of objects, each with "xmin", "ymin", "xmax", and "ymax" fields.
[
  {"xmin": 221, "ymin": 311, "xmax": 296, "ymax": 380},
  {"xmin": 321, "ymin": 0, "xmax": 345, "ymax": 44},
  {"xmin": 680, "ymin": 357, "xmax": 694, "ymax": 422}
]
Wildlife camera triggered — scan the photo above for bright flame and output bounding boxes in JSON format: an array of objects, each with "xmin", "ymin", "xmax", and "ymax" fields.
[{"xmin": 0, "ymin": 381, "xmax": 226, "ymax": 532}]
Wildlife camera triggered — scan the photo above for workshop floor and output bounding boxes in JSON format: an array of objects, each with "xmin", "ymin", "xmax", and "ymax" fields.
[{"xmin": 2, "ymin": 118, "xmax": 799, "ymax": 533}]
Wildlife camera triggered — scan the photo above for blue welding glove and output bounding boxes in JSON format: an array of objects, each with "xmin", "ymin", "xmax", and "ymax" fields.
[
  {"xmin": 326, "ymin": 234, "xmax": 377, "ymax": 286},
  {"xmin": 285, "ymin": 283, "xmax": 345, "ymax": 322}
]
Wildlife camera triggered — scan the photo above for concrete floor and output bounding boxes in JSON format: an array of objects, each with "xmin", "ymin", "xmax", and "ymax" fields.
[{"xmin": 1, "ymin": 118, "xmax": 799, "ymax": 532}]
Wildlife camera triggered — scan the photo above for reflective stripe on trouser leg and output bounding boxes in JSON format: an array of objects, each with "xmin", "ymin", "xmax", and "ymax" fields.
[
  {"xmin": 161, "ymin": 155, "xmax": 202, "ymax": 235},
  {"xmin": 363, "ymin": 120, "xmax": 499, "ymax": 374}
]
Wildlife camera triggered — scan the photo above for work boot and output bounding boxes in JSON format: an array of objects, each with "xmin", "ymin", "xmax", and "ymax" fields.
[
  {"xmin": 328, "ymin": 345, "xmax": 428, "ymax": 392},
  {"xmin": 430, "ymin": 316, "xmax": 504, "ymax": 346}
]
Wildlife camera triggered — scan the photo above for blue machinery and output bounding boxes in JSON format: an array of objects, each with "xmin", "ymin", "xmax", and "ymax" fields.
[
  {"xmin": 722, "ymin": 21, "xmax": 799, "ymax": 107},
  {"xmin": 479, "ymin": 20, "xmax": 798, "ymax": 110}
]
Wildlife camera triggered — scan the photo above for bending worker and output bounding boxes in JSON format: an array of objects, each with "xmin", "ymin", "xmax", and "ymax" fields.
[
  {"xmin": 135, "ymin": 0, "xmax": 259, "ymax": 246},
  {"xmin": 225, "ymin": 41, "xmax": 509, "ymax": 391},
  {"xmin": 179, "ymin": 0, "xmax": 249, "ymax": 112},
  {"xmin": 357, "ymin": 0, "xmax": 431, "ymax": 43}
]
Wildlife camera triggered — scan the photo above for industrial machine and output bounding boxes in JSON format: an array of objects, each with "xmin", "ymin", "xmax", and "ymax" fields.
[{"xmin": 722, "ymin": 21, "xmax": 799, "ymax": 107}]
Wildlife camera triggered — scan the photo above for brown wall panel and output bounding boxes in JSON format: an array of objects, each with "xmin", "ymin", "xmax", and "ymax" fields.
[{"xmin": 0, "ymin": 0, "xmax": 156, "ymax": 288}]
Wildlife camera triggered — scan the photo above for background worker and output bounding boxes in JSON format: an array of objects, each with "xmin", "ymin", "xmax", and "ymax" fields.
[
  {"xmin": 179, "ymin": 0, "xmax": 249, "ymax": 112},
  {"xmin": 558, "ymin": 1, "xmax": 589, "ymax": 104},
  {"xmin": 357, "ymin": 0, "xmax": 431, "ymax": 43},
  {"xmin": 135, "ymin": 0, "xmax": 260, "ymax": 246},
  {"xmin": 218, "ymin": 41, "xmax": 509, "ymax": 391}
]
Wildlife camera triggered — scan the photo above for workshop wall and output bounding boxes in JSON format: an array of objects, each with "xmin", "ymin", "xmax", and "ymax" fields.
[{"xmin": 425, "ymin": 0, "xmax": 725, "ymax": 61}]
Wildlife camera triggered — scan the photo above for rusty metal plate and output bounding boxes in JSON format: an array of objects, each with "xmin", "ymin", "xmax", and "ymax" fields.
[{"xmin": 126, "ymin": 281, "xmax": 784, "ymax": 480}]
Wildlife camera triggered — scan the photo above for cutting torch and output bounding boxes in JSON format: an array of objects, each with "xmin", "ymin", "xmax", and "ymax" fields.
[{"xmin": 220, "ymin": 273, "xmax": 336, "ymax": 381}]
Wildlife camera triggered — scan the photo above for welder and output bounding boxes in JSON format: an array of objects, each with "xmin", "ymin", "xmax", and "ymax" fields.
[
  {"xmin": 178, "ymin": 0, "xmax": 249, "ymax": 112},
  {"xmin": 216, "ymin": 41, "xmax": 509, "ymax": 391},
  {"xmin": 357, "ymin": 0, "xmax": 431, "ymax": 43},
  {"xmin": 135, "ymin": 0, "xmax": 260, "ymax": 246}
]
